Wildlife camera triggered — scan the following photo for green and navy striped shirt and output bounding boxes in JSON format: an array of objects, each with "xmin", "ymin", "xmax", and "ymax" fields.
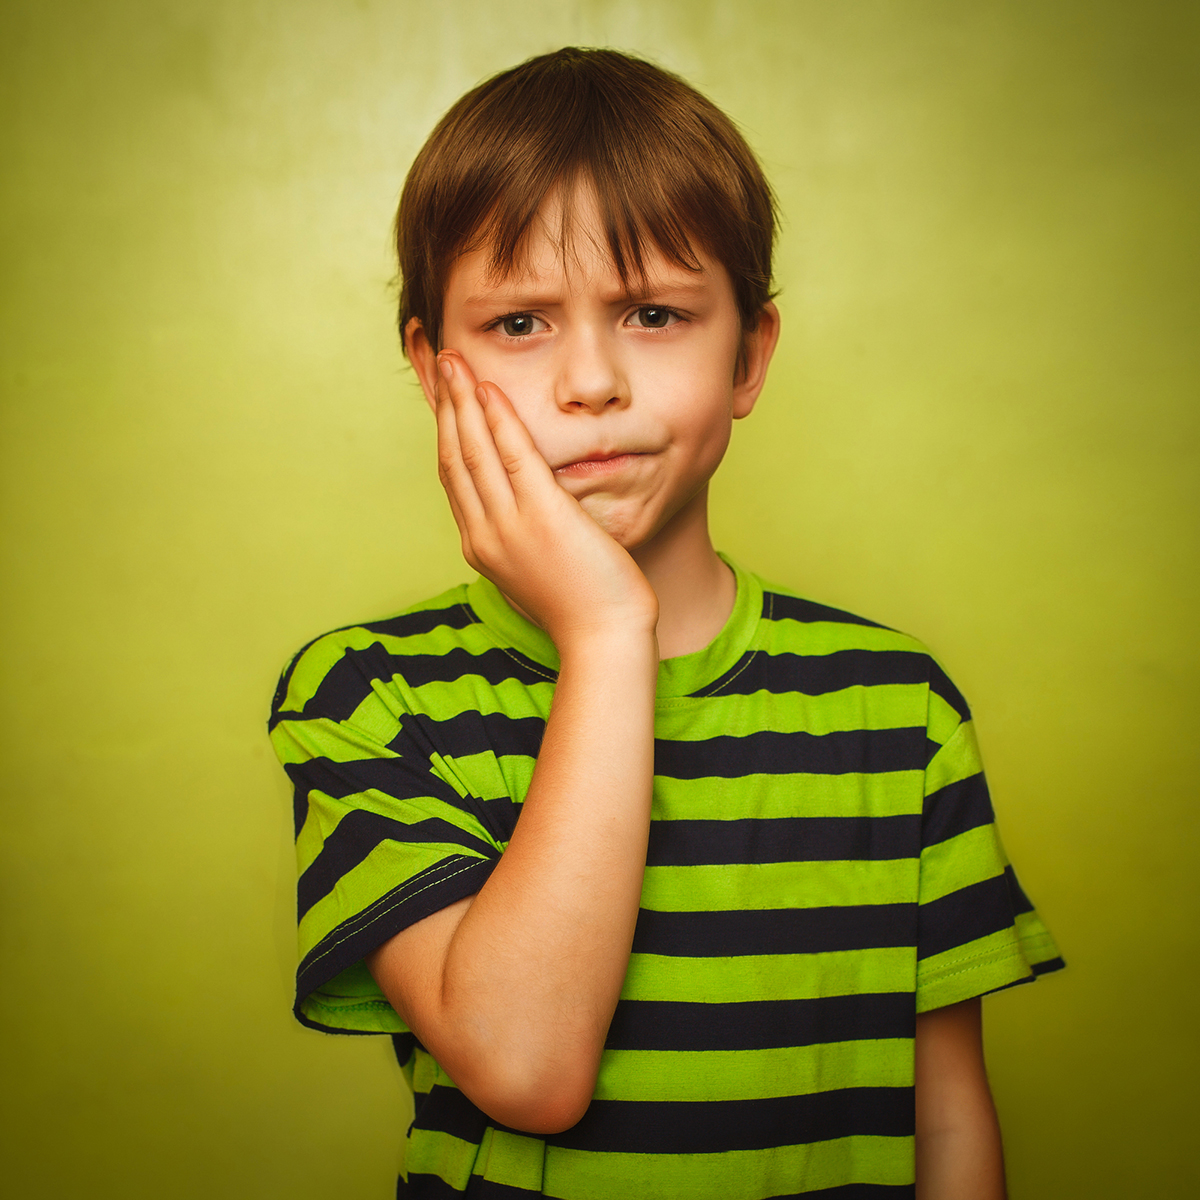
[{"xmin": 269, "ymin": 558, "xmax": 1062, "ymax": 1199}]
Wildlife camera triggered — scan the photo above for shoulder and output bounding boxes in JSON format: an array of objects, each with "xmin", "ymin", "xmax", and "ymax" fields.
[
  {"xmin": 750, "ymin": 575, "xmax": 971, "ymax": 722},
  {"xmin": 268, "ymin": 584, "xmax": 477, "ymax": 728}
]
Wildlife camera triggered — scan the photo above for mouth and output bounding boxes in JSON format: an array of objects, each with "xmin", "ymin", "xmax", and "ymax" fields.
[{"xmin": 553, "ymin": 452, "xmax": 645, "ymax": 477}]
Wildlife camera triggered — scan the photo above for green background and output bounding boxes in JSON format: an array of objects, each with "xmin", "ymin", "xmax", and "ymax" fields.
[{"xmin": 2, "ymin": 1, "xmax": 1196, "ymax": 1195}]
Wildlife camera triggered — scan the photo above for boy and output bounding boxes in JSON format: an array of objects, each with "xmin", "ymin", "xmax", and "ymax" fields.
[{"xmin": 270, "ymin": 48, "xmax": 1062, "ymax": 1199}]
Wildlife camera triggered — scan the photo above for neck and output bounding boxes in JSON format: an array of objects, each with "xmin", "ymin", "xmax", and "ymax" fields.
[
  {"xmin": 498, "ymin": 487, "xmax": 736, "ymax": 662},
  {"xmin": 629, "ymin": 486, "xmax": 736, "ymax": 660}
]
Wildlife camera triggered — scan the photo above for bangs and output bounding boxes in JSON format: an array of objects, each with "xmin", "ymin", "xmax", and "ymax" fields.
[{"xmin": 397, "ymin": 48, "xmax": 775, "ymax": 354}]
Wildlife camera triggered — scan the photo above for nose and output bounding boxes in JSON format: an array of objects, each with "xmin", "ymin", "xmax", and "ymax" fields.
[{"xmin": 553, "ymin": 326, "xmax": 629, "ymax": 414}]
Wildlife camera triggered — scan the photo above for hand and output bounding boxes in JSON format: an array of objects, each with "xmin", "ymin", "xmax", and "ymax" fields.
[{"xmin": 434, "ymin": 350, "xmax": 659, "ymax": 652}]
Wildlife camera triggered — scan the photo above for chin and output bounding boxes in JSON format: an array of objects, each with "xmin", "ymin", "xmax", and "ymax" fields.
[{"xmin": 581, "ymin": 499, "xmax": 652, "ymax": 548}]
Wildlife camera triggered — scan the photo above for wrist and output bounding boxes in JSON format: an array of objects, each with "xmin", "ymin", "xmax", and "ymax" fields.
[{"xmin": 554, "ymin": 623, "xmax": 659, "ymax": 669}]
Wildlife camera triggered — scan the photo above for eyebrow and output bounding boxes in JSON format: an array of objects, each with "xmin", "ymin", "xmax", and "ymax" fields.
[{"xmin": 462, "ymin": 278, "xmax": 711, "ymax": 310}]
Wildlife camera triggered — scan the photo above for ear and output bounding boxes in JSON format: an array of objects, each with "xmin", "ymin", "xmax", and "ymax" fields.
[
  {"xmin": 731, "ymin": 300, "xmax": 781, "ymax": 420},
  {"xmin": 404, "ymin": 317, "xmax": 439, "ymax": 413}
]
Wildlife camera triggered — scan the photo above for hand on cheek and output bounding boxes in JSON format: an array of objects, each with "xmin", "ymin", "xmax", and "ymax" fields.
[{"xmin": 433, "ymin": 350, "xmax": 659, "ymax": 654}]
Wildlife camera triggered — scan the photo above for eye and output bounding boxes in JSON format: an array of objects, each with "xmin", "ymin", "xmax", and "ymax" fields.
[
  {"xmin": 629, "ymin": 306, "xmax": 679, "ymax": 329},
  {"xmin": 497, "ymin": 313, "xmax": 543, "ymax": 337}
]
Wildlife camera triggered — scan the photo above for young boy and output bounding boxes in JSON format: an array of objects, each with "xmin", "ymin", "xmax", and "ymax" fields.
[{"xmin": 270, "ymin": 48, "xmax": 1062, "ymax": 1199}]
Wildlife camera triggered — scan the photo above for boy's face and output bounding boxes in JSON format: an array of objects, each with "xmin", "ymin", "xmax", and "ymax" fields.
[{"xmin": 411, "ymin": 189, "xmax": 778, "ymax": 551}]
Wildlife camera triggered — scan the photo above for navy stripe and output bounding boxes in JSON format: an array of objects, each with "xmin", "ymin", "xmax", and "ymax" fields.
[
  {"xmin": 400, "ymin": 1176, "xmax": 913, "ymax": 1200},
  {"xmin": 285, "ymin": 754, "xmax": 468, "ymax": 833},
  {"xmin": 286, "ymin": 745, "xmax": 523, "ymax": 848},
  {"xmin": 918, "ymin": 874, "xmax": 1014, "ymax": 960},
  {"xmin": 286, "ymin": 646, "xmax": 553, "ymax": 726},
  {"xmin": 1004, "ymin": 864, "xmax": 1035, "ymax": 915},
  {"xmin": 399, "ymin": 1177, "xmax": 913, "ymax": 1200},
  {"xmin": 297, "ymin": 810, "xmax": 499, "ymax": 920},
  {"xmin": 632, "ymin": 903, "xmax": 917, "ymax": 957},
  {"xmin": 605, "ymin": 992, "xmax": 915, "ymax": 1051},
  {"xmin": 654, "ymin": 727, "xmax": 927, "ymax": 779},
  {"xmin": 294, "ymin": 855, "xmax": 497, "ymax": 1027},
  {"xmin": 647, "ymin": 814, "xmax": 921, "ymax": 866},
  {"xmin": 276, "ymin": 605, "xmax": 477, "ymax": 730},
  {"xmin": 695, "ymin": 648, "xmax": 932, "ymax": 700},
  {"xmin": 928, "ymin": 661, "xmax": 971, "ymax": 722},
  {"xmin": 921, "ymin": 773, "xmax": 994, "ymax": 849},
  {"xmin": 398, "ymin": 710, "xmax": 546, "ymax": 761},
  {"xmin": 271, "ymin": 637, "xmax": 326, "ymax": 728},
  {"xmin": 1032, "ymin": 956, "xmax": 1066, "ymax": 975},
  {"xmin": 764, "ymin": 592, "xmax": 887, "ymax": 629},
  {"xmin": 362, "ymin": 603, "xmax": 477, "ymax": 639},
  {"xmin": 411, "ymin": 1083, "xmax": 913, "ymax": 1155},
  {"xmin": 547, "ymin": 1087, "xmax": 913, "ymax": 1153},
  {"xmin": 401, "ymin": 1173, "xmax": 542, "ymax": 1198},
  {"xmin": 763, "ymin": 1189, "xmax": 915, "ymax": 1200},
  {"xmin": 413, "ymin": 1083, "xmax": 490, "ymax": 1144},
  {"xmin": 391, "ymin": 1032, "xmax": 421, "ymax": 1068}
]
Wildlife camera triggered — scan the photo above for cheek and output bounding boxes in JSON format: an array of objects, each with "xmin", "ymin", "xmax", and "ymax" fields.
[{"xmin": 456, "ymin": 346, "xmax": 552, "ymax": 439}]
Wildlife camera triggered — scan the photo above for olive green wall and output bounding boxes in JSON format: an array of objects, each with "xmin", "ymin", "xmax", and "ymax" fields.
[{"xmin": 2, "ymin": 1, "xmax": 1196, "ymax": 1195}]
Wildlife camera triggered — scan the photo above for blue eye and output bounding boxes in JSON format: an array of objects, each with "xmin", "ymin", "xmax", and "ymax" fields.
[{"xmin": 502, "ymin": 314, "xmax": 535, "ymax": 336}]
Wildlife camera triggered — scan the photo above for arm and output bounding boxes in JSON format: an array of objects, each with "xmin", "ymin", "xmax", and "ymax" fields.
[
  {"xmin": 914, "ymin": 998, "xmax": 1007, "ymax": 1200},
  {"xmin": 367, "ymin": 350, "xmax": 659, "ymax": 1134}
]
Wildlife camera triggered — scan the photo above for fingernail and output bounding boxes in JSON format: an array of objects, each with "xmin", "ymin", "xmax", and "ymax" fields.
[
  {"xmin": 438, "ymin": 355, "xmax": 453, "ymax": 382},
  {"xmin": 475, "ymin": 385, "xmax": 488, "ymax": 408}
]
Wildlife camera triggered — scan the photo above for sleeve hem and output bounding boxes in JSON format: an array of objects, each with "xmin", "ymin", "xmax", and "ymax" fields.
[
  {"xmin": 917, "ymin": 944, "xmax": 1034, "ymax": 1013},
  {"xmin": 294, "ymin": 854, "xmax": 499, "ymax": 1034}
]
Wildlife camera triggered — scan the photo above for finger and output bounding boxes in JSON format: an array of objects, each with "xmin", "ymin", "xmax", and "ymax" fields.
[
  {"xmin": 442, "ymin": 479, "xmax": 479, "ymax": 570},
  {"xmin": 438, "ymin": 352, "xmax": 517, "ymax": 515},
  {"xmin": 475, "ymin": 380, "xmax": 559, "ymax": 507},
  {"xmin": 434, "ymin": 365, "xmax": 488, "ymax": 531}
]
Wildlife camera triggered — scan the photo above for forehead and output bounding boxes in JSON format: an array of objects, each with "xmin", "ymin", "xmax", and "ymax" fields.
[{"xmin": 448, "ymin": 187, "xmax": 719, "ymax": 305}]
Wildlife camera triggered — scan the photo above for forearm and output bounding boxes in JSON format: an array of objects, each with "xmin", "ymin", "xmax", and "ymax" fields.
[
  {"xmin": 914, "ymin": 999, "xmax": 1007, "ymax": 1200},
  {"xmin": 372, "ymin": 629, "xmax": 658, "ymax": 1130},
  {"xmin": 915, "ymin": 1106, "xmax": 1006, "ymax": 1200}
]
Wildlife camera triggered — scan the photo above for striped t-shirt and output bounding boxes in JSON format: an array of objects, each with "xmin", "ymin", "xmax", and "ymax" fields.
[{"xmin": 269, "ymin": 558, "xmax": 1062, "ymax": 1199}]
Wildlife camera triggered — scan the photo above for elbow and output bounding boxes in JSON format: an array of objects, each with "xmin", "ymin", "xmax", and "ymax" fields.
[
  {"xmin": 464, "ymin": 1062, "xmax": 597, "ymax": 1136},
  {"xmin": 497, "ymin": 1093, "xmax": 592, "ymax": 1137}
]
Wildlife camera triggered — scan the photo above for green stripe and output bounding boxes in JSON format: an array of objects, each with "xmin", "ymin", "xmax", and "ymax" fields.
[
  {"xmin": 620, "ymin": 947, "xmax": 915, "ymax": 1003},
  {"xmin": 298, "ymin": 840, "xmax": 490, "ymax": 951},
  {"xmin": 472, "ymin": 1127, "xmax": 546, "ymax": 1194},
  {"xmin": 405, "ymin": 1129, "xmax": 480, "ymax": 1192},
  {"xmin": 759, "ymin": 617, "xmax": 920, "ymax": 658},
  {"xmin": 295, "ymin": 784, "xmax": 498, "ymax": 875},
  {"xmin": 651, "ymin": 771, "xmax": 924, "ymax": 819},
  {"xmin": 653, "ymin": 684, "xmax": 928, "ymax": 740},
  {"xmin": 594, "ymin": 1038, "xmax": 913, "ymax": 1102},
  {"xmin": 401, "ymin": 676, "xmax": 555, "ymax": 722},
  {"xmin": 1015, "ymin": 910, "xmax": 1064, "ymax": 967},
  {"xmin": 918, "ymin": 824, "xmax": 1006, "ymax": 905},
  {"xmin": 442, "ymin": 750, "xmax": 535, "ymax": 804},
  {"xmin": 541, "ymin": 1135, "xmax": 914, "ymax": 1200},
  {"xmin": 924, "ymin": 720, "xmax": 983, "ymax": 795},
  {"xmin": 641, "ymin": 860, "xmax": 918, "ymax": 912},
  {"xmin": 916, "ymin": 928, "xmax": 1031, "ymax": 1012},
  {"xmin": 345, "ymin": 693, "xmax": 407, "ymax": 743},
  {"xmin": 300, "ymin": 958, "xmax": 403, "ymax": 1034},
  {"xmin": 271, "ymin": 715, "xmax": 401, "ymax": 766},
  {"xmin": 925, "ymin": 690, "xmax": 962, "ymax": 746}
]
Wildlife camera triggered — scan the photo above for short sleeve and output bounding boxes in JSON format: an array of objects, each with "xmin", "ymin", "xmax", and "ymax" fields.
[
  {"xmin": 268, "ymin": 623, "xmax": 511, "ymax": 1034},
  {"xmin": 915, "ymin": 665, "xmax": 1064, "ymax": 1013}
]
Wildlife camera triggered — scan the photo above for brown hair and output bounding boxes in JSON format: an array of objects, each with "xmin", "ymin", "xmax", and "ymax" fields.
[{"xmin": 395, "ymin": 47, "xmax": 777, "ymax": 360}]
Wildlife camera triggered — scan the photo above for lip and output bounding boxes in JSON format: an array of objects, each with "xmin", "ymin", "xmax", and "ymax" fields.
[{"xmin": 553, "ymin": 452, "xmax": 645, "ymax": 477}]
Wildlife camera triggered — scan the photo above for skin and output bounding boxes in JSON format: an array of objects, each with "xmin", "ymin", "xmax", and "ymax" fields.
[{"xmin": 366, "ymin": 186, "xmax": 1006, "ymax": 1196}]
